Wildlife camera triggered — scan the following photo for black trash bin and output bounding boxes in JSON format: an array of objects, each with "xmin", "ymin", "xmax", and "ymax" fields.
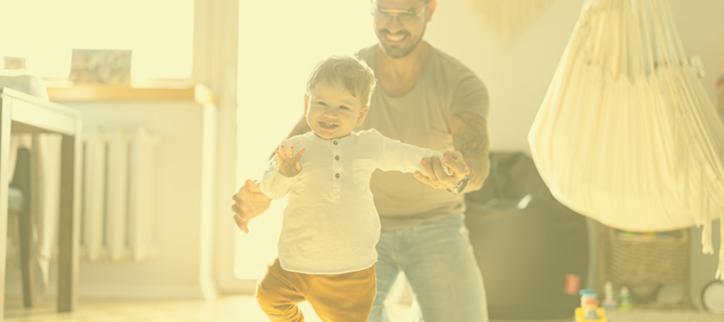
[{"xmin": 465, "ymin": 152, "xmax": 589, "ymax": 320}]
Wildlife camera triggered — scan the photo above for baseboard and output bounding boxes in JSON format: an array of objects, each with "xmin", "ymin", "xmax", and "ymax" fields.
[
  {"xmin": 215, "ymin": 279, "xmax": 258, "ymax": 295},
  {"xmin": 79, "ymin": 281, "xmax": 212, "ymax": 299},
  {"xmin": 4, "ymin": 278, "xmax": 213, "ymax": 300}
]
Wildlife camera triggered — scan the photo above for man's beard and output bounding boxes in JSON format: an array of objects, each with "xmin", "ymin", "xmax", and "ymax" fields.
[{"xmin": 378, "ymin": 24, "xmax": 426, "ymax": 59}]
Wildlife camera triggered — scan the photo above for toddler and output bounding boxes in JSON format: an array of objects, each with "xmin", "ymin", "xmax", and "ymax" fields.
[{"xmin": 254, "ymin": 55, "xmax": 452, "ymax": 322}]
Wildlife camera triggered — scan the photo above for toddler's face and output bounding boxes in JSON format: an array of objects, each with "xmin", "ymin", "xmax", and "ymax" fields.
[{"xmin": 304, "ymin": 81, "xmax": 369, "ymax": 140}]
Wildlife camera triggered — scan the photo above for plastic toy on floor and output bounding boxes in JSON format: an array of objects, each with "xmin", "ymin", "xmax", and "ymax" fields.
[
  {"xmin": 618, "ymin": 285, "xmax": 632, "ymax": 311},
  {"xmin": 601, "ymin": 282, "xmax": 617, "ymax": 310},
  {"xmin": 574, "ymin": 289, "xmax": 608, "ymax": 322}
]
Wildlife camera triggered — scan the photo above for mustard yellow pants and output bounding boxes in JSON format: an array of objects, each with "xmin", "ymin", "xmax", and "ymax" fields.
[{"xmin": 255, "ymin": 258, "xmax": 376, "ymax": 322}]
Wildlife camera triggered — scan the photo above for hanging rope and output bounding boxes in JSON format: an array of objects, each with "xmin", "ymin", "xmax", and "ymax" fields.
[
  {"xmin": 528, "ymin": 0, "xmax": 724, "ymax": 279},
  {"xmin": 467, "ymin": 0, "xmax": 555, "ymax": 46}
]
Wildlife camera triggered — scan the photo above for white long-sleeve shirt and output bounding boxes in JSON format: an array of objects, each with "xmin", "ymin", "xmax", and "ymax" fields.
[{"xmin": 260, "ymin": 129, "xmax": 448, "ymax": 274}]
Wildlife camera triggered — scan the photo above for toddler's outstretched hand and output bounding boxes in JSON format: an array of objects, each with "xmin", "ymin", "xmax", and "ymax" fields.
[{"xmin": 276, "ymin": 145, "xmax": 306, "ymax": 177}]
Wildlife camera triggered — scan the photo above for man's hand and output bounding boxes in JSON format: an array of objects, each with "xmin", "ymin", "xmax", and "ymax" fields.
[
  {"xmin": 231, "ymin": 179, "xmax": 272, "ymax": 233},
  {"xmin": 413, "ymin": 150, "xmax": 470, "ymax": 190},
  {"xmin": 276, "ymin": 145, "xmax": 306, "ymax": 177}
]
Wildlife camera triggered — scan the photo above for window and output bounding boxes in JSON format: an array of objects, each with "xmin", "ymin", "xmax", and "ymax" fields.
[
  {"xmin": 0, "ymin": 0, "xmax": 194, "ymax": 79},
  {"xmin": 235, "ymin": 0, "xmax": 377, "ymax": 280}
]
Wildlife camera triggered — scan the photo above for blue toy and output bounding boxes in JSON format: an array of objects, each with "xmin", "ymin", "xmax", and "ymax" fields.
[{"xmin": 574, "ymin": 289, "xmax": 609, "ymax": 322}]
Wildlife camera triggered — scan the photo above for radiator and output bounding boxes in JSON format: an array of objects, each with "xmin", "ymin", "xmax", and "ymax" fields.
[{"xmin": 82, "ymin": 127, "xmax": 157, "ymax": 262}]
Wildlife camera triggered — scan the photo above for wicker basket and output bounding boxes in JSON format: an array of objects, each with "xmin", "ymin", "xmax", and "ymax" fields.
[{"xmin": 606, "ymin": 227, "xmax": 689, "ymax": 285}]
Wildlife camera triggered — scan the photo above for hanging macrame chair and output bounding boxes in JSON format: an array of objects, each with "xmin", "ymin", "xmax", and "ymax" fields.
[
  {"xmin": 467, "ymin": 0, "xmax": 555, "ymax": 45},
  {"xmin": 528, "ymin": 0, "xmax": 724, "ymax": 279}
]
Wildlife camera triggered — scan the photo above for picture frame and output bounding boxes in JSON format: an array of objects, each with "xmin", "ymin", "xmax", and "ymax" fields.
[{"xmin": 69, "ymin": 49, "xmax": 132, "ymax": 85}]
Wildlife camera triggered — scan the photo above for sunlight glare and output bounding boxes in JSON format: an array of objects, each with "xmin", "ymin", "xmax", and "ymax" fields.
[
  {"xmin": 0, "ymin": 0, "xmax": 194, "ymax": 79},
  {"xmin": 234, "ymin": 0, "xmax": 377, "ymax": 280}
]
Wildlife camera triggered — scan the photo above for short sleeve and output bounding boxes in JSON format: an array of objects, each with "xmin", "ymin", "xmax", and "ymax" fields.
[{"xmin": 450, "ymin": 70, "xmax": 489, "ymax": 120}]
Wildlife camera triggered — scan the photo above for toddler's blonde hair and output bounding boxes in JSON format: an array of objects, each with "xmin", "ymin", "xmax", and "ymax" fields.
[{"xmin": 306, "ymin": 55, "xmax": 376, "ymax": 106}]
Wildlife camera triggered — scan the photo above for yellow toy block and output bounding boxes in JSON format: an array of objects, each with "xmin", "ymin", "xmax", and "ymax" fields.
[{"xmin": 574, "ymin": 307, "xmax": 607, "ymax": 322}]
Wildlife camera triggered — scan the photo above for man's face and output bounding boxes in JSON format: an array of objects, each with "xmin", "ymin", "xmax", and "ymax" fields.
[
  {"xmin": 304, "ymin": 81, "xmax": 369, "ymax": 140},
  {"xmin": 372, "ymin": 0, "xmax": 434, "ymax": 58}
]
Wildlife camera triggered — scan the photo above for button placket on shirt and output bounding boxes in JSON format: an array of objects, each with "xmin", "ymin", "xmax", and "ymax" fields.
[{"xmin": 331, "ymin": 140, "xmax": 342, "ymax": 199}]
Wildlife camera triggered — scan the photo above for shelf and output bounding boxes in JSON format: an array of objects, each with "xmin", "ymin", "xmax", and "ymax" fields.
[{"xmin": 47, "ymin": 84, "xmax": 216, "ymax": 106}]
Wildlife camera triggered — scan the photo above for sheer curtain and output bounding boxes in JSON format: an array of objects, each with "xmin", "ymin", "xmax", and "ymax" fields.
[{"xmin": 235, "ymin": 1, "xmax": 377, "ymax": 280}]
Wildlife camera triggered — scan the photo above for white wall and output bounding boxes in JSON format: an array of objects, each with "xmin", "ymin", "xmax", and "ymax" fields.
[
  {"xmin": 65, "ymin": 101, "xmax": 217, "ymax": 299},
  {"xmin": 424, "ymin": 0, "xmax": 724, "ymax": 152}
]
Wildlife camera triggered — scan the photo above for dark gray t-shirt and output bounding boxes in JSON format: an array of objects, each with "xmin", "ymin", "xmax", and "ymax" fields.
[{"xmin": 355, "ymin": 44, "xmax": 489, "ymax": 230}]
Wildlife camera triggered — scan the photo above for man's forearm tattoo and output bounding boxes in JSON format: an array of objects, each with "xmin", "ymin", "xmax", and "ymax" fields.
[{"xmin": 451, "ymin": 112, "xmax": 491, "ymax": 192}]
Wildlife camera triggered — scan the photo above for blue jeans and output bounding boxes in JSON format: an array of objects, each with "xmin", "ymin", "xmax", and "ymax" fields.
[{"xmin": 369, "ymin": 214, "xmax": 488, "ymax": 322}]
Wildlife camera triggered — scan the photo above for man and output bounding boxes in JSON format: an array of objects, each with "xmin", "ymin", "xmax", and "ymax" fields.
[{"xmin": 233, "ymin": 0, "xmax": 491, "ymax": 321}]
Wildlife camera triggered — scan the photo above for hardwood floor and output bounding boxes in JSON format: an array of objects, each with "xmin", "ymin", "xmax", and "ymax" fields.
[
  {"xmin": 4, "ymin": 295, "xmax": 566, "ymax": 322},
  {"xmin": 5, "ymin": 296, "xmax": 269, "ymax": 322},
  {"xmin": 4, "ymin": 295, "xmax": 721, "ymax": 322}
]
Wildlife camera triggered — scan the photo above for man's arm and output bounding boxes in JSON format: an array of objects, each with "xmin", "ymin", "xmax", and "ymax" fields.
[
  {"xmin": 414, "ymin": 112, "xmax": 489, "ymax": 192},
  {"xmin": 287, "ymin": 116, "xmax": 312, "ymax": 138},
  {"xmin": 449, "ymin": 112, "xmax": 490, "ymax": 192}
]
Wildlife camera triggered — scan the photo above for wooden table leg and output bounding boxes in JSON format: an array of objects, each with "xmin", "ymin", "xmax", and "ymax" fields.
[
  {"xmin": 57, "ymin": 133, "xmax": 81, "ymax": 312},
  {"xmin": 14, "ymin": 148, "xmax": 34, "ymax": 308},
  {"xmin": 0, "ymin": 96, "xmax": 13, "ymax": 320},
  {"xmin": 17, "ymin": 203, "xmax": 34, "ymax": 308}
]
